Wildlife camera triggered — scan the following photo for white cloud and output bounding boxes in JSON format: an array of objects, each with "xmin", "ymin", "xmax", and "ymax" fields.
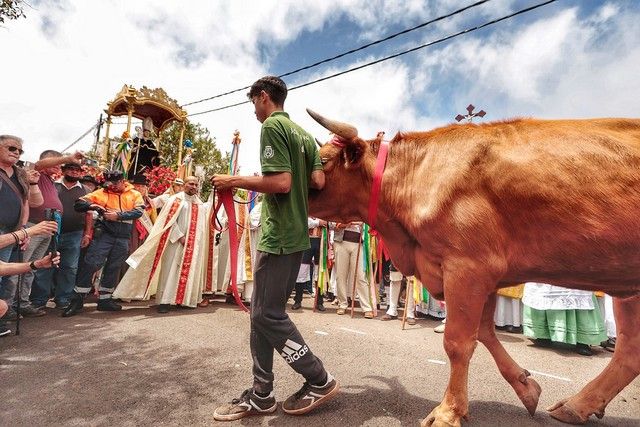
[{"xmin": 411, "ymin": 2, "xmax": 640, "ymax": 120}]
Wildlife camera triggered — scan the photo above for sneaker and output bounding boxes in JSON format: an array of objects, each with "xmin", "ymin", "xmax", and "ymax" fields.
[
  {"xmin": 282, "ymin": 374, "xmax": 339, "ymax": 415},
  {"xmin": 62, "ymin": 294, "xmax": 84, "ymax": 317},
  {"xmin": 601, "ymin": 337, "xmax": 616, "ymax": 352},
  {"xmin": 316, "ymin": 304, "xmax": 326, "ymax": 312},
  {"xmin": 1, "ymin": 309, "xmax": 20, "ymax": 321},
  {"xmin": 54, "ymin": 299, "xmax": 70, "ymax": 309},
  {"xmin": 434, "ymin": 323, "xmax": 446, "ymax": 333},
  {"xmin": 213, "ymin": 389, "xmax": 276, "ymax": 421},
  {"xmin": 20, "ymin": 305, "xmax": 46, "ymax": 317},
  {"xmin": 96, "ymin": 299, "xmax": 122, "ymax": 312},
  {"xmin": 0, "ymin": 324, "xmax": 11, "ymax": 337},
  {"xmin": 291, "ymin": 302, "xmax": 302, "ymax": 310}
]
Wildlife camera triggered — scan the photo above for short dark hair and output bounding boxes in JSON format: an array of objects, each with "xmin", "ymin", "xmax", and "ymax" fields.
[
  {"xmin": 40, "ymin": 150, "xmax": 61, "ymax": 159},
  {"xmin": 247, "ymin": 76, "xmax": 287, "ymax": 106}
]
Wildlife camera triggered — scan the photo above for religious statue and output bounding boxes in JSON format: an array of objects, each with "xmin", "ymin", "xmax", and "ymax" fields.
[{"xmin": 128, "ymin": 117, "xmax": 161, "ymax": 180}]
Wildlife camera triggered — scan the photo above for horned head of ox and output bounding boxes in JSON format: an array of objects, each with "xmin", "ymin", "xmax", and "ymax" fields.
[
  {"xmin": 306, "ymin": 108, "xmax": 381, "ymax": 168},
  {"xmin": 306, "ymin": 108, "xmax": 381, "ymax": 221}
]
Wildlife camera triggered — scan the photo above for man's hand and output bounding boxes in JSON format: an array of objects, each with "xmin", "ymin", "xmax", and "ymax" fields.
[
  {"xmin": 27, "ymin": 221, "xmax": 58, "ymax": 237},
  {"xmin": 66, "ymin": 151, "xmax": 85, "ymax": 165},
  {"xmin": 318, "ymin": 219, "xmax": 328, "ymax": 227},
  {"xmin": 103, "ymin": 210, "xmax": 119, "ymax": 221},
  {"xmin": 179, "ymin": 236, "xmax": 186, "ymax": 246},
  {"xmin": 35, "ymin": 252, "xmax": 60, "ymax": 269},
  {"xmin": 26, "ymin": 169, "xmax": 40, "ymax": 184},
  {"xmin": 336, "ymin": 223, "xmax": 347, "ymax": 229},
  {"xmin": 211, "ymin": 174, "xmax": 235, "ymax": 191}
]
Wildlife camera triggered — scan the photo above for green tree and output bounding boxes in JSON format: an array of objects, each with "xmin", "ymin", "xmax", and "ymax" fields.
[
  {"xmin": 160, "ymin": 121, "xmax": 230, "ymax": 198},
  {"xmin": 1, "ymin": 0, "xmax": 26, "ymax": 25}
]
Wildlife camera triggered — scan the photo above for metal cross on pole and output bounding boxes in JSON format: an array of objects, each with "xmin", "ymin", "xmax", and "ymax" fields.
[{"xmin": 455, "ymin": 104, "xmax": 486, "ymax": 123}]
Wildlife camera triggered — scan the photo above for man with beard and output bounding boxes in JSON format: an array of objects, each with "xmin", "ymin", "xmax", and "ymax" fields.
[
  {"xmin": 114, "ymin": 176, "xmax": 206, "ymax": 312},
  {"xmin": 31, "ymin": 163, "xmax": 93, "ymax": 310},
  {"xmin": 62, "ymin": 170, "xmax": 144, "ymax": 316}
]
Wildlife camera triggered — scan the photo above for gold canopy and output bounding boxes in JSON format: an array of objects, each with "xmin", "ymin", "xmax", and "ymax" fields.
[
  {"xmin": 101, "ymin": 85, "xmax": 189, "ymax": 166},
  {"xmin": 106, "ymin": 85, "xmax": 187, "ymax": 131}
]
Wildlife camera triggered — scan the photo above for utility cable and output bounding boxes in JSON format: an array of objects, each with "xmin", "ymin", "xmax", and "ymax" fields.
[
  {"xmin": 61, "ymin": 120, "xmax": 100, "ymax": 152},
  {"xmin": 188, "ymin": 0, "xmax": 557, "ymax": 118},
  {"xmin": 181, "ymin": 0, "xmax": 491, "ymax": 107}
]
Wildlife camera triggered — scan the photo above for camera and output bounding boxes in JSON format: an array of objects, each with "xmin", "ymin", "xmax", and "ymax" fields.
[
  {"xmin": 43, "ymin": 208, "xmax": 59, "ymax": 222},
  {"xmin": 82, "ymin": 158, "xmax": 98, "ymax": 167},
  {"xmin": 43, "ymin": 208, "xmax": 60, "ymax": 257}
]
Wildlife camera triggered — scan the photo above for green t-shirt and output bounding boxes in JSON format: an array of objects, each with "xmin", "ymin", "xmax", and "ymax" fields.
[{"xmin": 258, "ymin": 111, "xmax": 323, "ymax": 254}]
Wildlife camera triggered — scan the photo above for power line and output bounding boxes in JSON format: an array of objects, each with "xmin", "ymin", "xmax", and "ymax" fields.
[
  {"xmin": 188, "ymin": 0, "xmax": 557, "ymax": 118},
  {"xmin": 181, "ymin": 0, "xmax": 492, "ymax": 107},
  {"xmin": 61, "ymin": 120, "xmax": 101, "ymax": 152}
]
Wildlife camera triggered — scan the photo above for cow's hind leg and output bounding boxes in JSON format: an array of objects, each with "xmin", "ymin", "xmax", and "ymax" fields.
[
  {"xmin": 422, "ymin": 271, "xmax": 488, "ymax": 427},
  {"xmin": 477, "ymin": 293, "xmax": 541, "ymax": 415},
  {"xmin": 549, "ymin": 294, "xmax": 640, "ymax": 424}
]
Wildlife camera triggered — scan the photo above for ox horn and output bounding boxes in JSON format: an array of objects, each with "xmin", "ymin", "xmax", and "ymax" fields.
[
  {"xmin": 306, "ymin": 108, "xmax": 358, "ymax": 140},
  {"xmin": 314, "ymin": 138, "xmax": 324, "ymax": 148}
]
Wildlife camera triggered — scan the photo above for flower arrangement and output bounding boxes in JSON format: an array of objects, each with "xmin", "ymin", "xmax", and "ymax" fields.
[{"xmin": 146, "ymin": 165, "xmax": 176, "ymax": 195}]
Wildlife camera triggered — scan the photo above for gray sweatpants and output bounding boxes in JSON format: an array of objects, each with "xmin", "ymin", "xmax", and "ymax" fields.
[{"xmin": 251, "ymin": 250, "xmax": 327, "ymax": 394}]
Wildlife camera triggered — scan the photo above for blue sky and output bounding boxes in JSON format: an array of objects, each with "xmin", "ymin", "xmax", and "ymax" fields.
[{"xmin": 2, "ymin": 0, "xmax": 639, "ymax": 174}]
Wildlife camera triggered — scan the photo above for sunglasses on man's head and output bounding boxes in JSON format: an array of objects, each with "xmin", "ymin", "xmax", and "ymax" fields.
[{"xmin": 5, "ymin": 146, "xmax": 24, "ymax": 155}]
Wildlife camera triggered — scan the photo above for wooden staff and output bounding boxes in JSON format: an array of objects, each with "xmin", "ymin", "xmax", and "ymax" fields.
[
  {"xmin": 401, "ymin": 277, "xmax": 414, "ymax": 330},
  {"xmin": 350, "ymin": 228, "xmax": 363, "ymax": 318}
]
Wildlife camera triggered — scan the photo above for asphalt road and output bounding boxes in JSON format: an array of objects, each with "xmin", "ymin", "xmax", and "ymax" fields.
[{"xmin": 1, "ymin": 295, "xmax": 638, "ymax": 427}]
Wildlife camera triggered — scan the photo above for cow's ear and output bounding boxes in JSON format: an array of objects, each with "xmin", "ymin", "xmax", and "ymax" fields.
[{"xmin": 342, "ymin": 138, "xmax": 367, "ymax": 168}]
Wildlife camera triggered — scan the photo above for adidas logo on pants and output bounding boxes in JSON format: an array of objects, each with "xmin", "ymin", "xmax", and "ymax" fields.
[{"xmin": 280, "ymin": 339, "xmax": 309, "ymax": 364}]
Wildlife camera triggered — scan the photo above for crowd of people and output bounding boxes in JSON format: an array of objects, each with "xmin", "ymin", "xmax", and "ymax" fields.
[{"xmin": 0, "ymin": 75, "xmax": 620, "ymax": 421}]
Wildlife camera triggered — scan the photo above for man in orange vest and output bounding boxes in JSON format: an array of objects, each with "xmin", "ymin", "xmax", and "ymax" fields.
[{"xmin": 62, "ymin": 170, "xmax": 144, "ymax": 317}]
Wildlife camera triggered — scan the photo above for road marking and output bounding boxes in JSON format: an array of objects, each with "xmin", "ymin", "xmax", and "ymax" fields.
[
  {"xmin": 427, "ymin": 359, "xmax": 446, "ymax": 365},
  {"xmin": 315, "ymin": 330, "xmax": 329, "ymax": 336},
  {"xmin": 527, "ymin": 369, "xmax": 572, "ymax": 382},
  {"xmin": 339, "ymin": 327, "xmax": 367, "ymax": 335}
]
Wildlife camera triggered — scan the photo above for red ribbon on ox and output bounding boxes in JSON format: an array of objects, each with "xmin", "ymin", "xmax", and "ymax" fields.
[
  {"xmin": 331, "ymin": 134, "xmax": 391, "ymax": 266},
  {"xmin": 367, "ymin": 139, "xmax": 390, "ymax": 262},
  {"xmin": 213, "ymin": 189, "xmax": 249, "ymax": 313}
]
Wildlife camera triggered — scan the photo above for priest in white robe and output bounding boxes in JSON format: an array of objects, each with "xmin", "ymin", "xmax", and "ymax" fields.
[{"xmin": 114, "ymin": 176, "xmax": 206, "ymax": 311}]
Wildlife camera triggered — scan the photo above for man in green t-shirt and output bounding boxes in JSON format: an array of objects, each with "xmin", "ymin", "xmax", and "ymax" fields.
[{"xmin": 212, "ymin": 76, "xmax": 338, "ymax": 421}]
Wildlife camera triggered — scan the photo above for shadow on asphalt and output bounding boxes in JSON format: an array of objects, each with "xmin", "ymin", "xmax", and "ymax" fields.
[
  {"xmin": 235, "ymin": 374, "xmax": 638, "ymax": 427},
  {"xmin": 0, "ymin": 301, "xmax": 636, "ymax": 426}
]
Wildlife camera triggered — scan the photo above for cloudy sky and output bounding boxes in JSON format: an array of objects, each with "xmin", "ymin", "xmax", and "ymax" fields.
[{"xmin": 2, "ymin": 0, "xmax": 639, "ymax": 174}]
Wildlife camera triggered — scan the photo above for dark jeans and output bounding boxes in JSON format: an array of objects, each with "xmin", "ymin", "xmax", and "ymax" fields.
[
  {"xmin": 0, "ymin": 235, "xmax": 18, "ymax": 328},
  {"xmin": 251, "ymin": 250, "xmax": 327, "ymax": 394},
  {"xmin": 301, "ymin": 237, "xmax": 321, "ymax": 293},
  {"xmin": 75, "ymin": 231, "xmax": 130, "ymax": 297},
  {"xmin": 31, "ymin": 230, "xmax": 83, "ymax": 306}
]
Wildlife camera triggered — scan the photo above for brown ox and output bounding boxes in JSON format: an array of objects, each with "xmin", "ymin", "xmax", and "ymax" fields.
[{"xmin": 306, "ymin": 109, "xmax": 640, "ymax": 427}]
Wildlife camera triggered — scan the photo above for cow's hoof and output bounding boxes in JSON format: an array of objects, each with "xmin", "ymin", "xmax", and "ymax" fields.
[
  {"xmin": 421, "ymin": 405, "xmax": 463, "ymax": 427},
  {"xmin": 515, "ymin": 373, "xmax": 542, "ymax": 416},
  {"xmin": 547, "ymin": 399, "xmax": 588, "ymax": 424}
]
